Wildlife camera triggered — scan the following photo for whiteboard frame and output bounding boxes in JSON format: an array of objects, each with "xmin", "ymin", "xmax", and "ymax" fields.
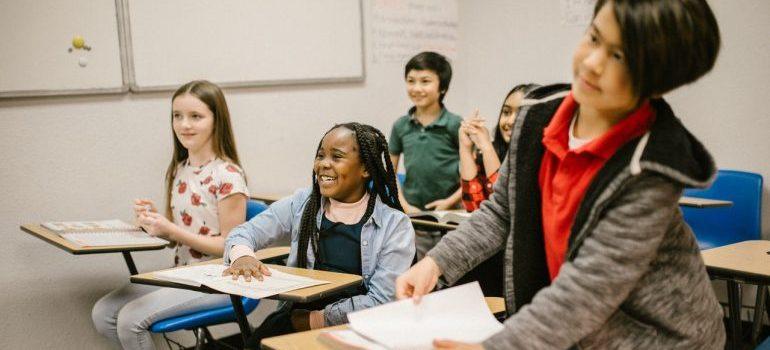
[
  {"xmin": 122, "ymin": 0, "xmax": 366, "ymax": 93},
  {"xmin": 0, "ymin": 0, "xmax": 129, "ymax": 99}
]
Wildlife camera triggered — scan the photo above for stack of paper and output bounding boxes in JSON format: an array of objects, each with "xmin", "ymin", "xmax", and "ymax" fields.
[
  {"xmin": 320, "ymin": 282, "xmax": 503, "ymax": 349},
  {"xmin": 153, "ymin": 264, "xmax": 330, "ymax": 299}
]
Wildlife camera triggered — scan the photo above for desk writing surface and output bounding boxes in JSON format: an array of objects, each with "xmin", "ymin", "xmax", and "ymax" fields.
[
  {"xmin": 679, "ymin": 196, "xmax": 733, "ymax": 208},
  {"xmin": 130, "ymin": 255, "xmax": 362, "ymax": 303},
  {"xmin": 410, "ymin": 218, "xmax": 459, "ymax": 232},
  {"xmin": 701, "ymin": 240, "xmax": 770, "ymax": 282},
  {"xmin": 20, "ymin": 223, "xmax": 167, "ymax": 254},
  {"xmin": 261, "ymin": 297, "xmax": 507, "ymax": 350}
]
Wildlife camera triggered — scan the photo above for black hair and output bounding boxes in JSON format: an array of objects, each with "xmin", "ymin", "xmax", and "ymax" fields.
[
  {"xmin": 296, "ymin": 123, "xmax": 403, "ymax": 268},
  {"xmin": 593, "ymin": 0, "xmax": 721, "ymax": 98},
  {"xmin": 404, "ymin": 51, "xmax": 453, "ymax": 104},
  {"xmin": 488, "ymin": 84, "xmax": 540, "ymax": 162}
]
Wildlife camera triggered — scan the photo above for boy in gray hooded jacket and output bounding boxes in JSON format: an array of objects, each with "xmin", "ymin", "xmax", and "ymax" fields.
[{"xmin": 397, "ymin": 0, "xmax": 725, "ymax": 349}]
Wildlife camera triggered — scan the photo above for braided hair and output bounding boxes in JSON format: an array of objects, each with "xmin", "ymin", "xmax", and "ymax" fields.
[{"xmin": 296, "ymin": 122, "xmax": 403, "ymax": 268}]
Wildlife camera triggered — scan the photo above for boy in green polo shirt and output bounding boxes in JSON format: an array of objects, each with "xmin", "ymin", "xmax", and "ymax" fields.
[{"xmin": 389, "ymin": 51, "xmax": 462, "ymax": 259}]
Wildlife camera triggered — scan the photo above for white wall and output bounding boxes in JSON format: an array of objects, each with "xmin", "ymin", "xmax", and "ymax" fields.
[
  {"xmin": 455, "ymin": 0, "xmax": 770, "ymax": 237},
  {"xmin": 0, "ymin": 1, "xmax": 420, "ymax": 347},
  {"xmin": 1, "ymin": 1, "xmax": 768, "ymax": 348}
]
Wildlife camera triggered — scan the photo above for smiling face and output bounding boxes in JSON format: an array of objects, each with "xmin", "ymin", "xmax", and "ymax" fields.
[
  {"xmin": 498, "ymin": 91, "xmax": 525, "ymax": 143},
  {"xmin": 314, "ymin": 127, "xmax": 369, "ymax": 203},
  {"xmin": 405, "ymin": 69, "xmax": 442, "ymax": 111},
  {"xmin": 572, "ymin": 2, "xmax": 639, "ymax": 116},
  {"xmin": 172, "ymin": 93, "xmax": 215, "ymax": 154}
]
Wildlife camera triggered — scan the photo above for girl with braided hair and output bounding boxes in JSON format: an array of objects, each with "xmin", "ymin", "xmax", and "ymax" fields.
[{"xmin": 223, "ymin": 122, "xmax": 415, "ymax": 346}]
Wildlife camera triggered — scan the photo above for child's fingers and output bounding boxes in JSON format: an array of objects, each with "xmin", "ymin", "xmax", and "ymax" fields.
[{"xmin": 260, "ymin": 264, "xmax": 271, "ymax": 276}]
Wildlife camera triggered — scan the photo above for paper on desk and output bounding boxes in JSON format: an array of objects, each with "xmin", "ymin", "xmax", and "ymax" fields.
[
  {"xmin": 347, "ymin": 282, "xmax": 503, "ymax": 349},
  {"xmin": 153, "ymin": 264, "xmax": 330, "ymax": 299}
]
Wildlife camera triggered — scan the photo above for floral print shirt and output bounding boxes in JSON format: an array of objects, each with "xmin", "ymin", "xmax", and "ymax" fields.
[{"xmin": 171, "ymin": 158, "xmax": 248, "ymax": 266}]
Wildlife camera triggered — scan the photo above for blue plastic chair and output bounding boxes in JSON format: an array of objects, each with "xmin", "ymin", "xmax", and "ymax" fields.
[
  {"xmin": 681, "ymin": 169, "xmax": 762, "ymax": 249},
  {"xmin": 682, "ymin": 170, "xmax": 764, "ymax": 347},
  {"xmin": 151, "ymin": 199, "xmax": 268, "ymax": 349}
]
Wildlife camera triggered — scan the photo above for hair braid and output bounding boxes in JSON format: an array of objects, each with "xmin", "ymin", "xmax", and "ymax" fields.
[{"xmin": 297, "ymin": 122, "xmax": 404, "ymax": 268}]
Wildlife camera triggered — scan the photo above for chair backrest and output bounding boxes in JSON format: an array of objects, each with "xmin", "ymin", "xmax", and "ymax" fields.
[
  {"xmin": 682, "ymin": 169, "xmax": 763, "ymax": 249},
  {"xmin": 397, "ymin": 173, "xmax": 405, "ymax": 186},
  {"xmin": 246, "ymin": 199, "xmax": 268, "ymax": 221}
]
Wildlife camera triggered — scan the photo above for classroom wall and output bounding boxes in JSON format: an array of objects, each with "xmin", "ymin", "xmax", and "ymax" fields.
[
  {"xmin": 454, "ymin": 0, "xmax": 770, "ymax": 238},
  {"xmin": 0, "ymin": 1, "xmax": 416, "ymax": 348},
  {"xmin": 0, "ymin": 1, "xmax": 768, "ymax": 348}
]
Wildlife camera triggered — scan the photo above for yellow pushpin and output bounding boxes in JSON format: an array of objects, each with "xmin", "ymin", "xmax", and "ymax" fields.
[
  {"xmin": 69, "ymin": 35, "xmax": 91, "ymax": 52},
  {"xmin": 72, "ymin": 35, "xmax": 85, "ymax": 49}
]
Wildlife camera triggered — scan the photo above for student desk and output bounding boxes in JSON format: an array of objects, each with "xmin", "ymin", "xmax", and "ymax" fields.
[
  {"xmin": 702, "ymin": 240, "xmax": 770, "ymax": 349},
  {"xmin": 20, "ymin": 223, "xmax": 168, "ymax": 275},
  {"xmin": 131, "ymin": 255, "xmax": 362, "ymax": 344},
  {"xmin": 409, "ymin": 196, "xmax": 731, "ymax": 236},
  {"xmin": 679, "ymin": 196, "xmax": 733, "ymax": 208},
  {"xmin": 261, "ymin": 297, "xmax": 506, "ymax": 350}
]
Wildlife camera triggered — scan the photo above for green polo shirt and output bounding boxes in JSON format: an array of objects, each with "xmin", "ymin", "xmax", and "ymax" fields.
[{"xmin": 389, "ymin": 107, "xmax": 461, "ymax": 210}]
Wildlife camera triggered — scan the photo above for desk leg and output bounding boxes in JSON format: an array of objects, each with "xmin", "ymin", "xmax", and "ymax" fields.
[
  {"xmin": 230, "ymin": 294, "xmax": 252, "ymax": 345},
  {"xmin": 727, "ymin": 280, "xmax": 742, "ymax": 350},
  {"xmin": 751, "ymin": 285, "xmax": 767, "ymax": 346},
  {"xmin": 122, "ymin": 252, "xmax": 138, "ymax": 275}
]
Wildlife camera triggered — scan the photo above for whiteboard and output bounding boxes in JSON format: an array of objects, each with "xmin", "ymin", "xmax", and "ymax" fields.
[
  {"xmin": 123, "ymin": 0, "xmax": 365, "ymax": 92},
  {"xmin": 0, "ymin": 0, "xmax": 127, "ymax": 98}
]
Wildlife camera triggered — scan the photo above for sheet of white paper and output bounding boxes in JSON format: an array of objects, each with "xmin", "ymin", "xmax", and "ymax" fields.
[
  {"xmin": 60, "ymin": 231, "xmax": 167, "ymax": 247},
  {"xmin": 153, "ymin": 265, "xmax": 330, "ymax": 299},
  {"xmin": 43, "ymin": 219, "xmax": 138, "ymax": 232},
  {"xmin": 348, "ymin": 282, "xmax": 502, "ymax": 349}
]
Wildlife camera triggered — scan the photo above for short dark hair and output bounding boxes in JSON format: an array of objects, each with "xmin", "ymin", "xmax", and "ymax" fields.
[
  {"xmin": 404, "ymin": 51, "xmax": 453, "ymax": 103},
  {"xmin": 594, "ymin": 0, "xmax": 721, "ymax": 98}
]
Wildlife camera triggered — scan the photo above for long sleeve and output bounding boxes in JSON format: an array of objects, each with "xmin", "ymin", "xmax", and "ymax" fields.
[{"xmin": 482, "ymin": 175, "xmax": 681, "ymax": 350}]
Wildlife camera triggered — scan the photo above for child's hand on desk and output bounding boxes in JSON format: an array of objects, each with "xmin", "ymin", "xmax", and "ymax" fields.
[
  {"xmin": 137, "ymin": 211, "xmax": 176, "ymax": 240},
  {"xmin": 222, "ymin": 256, "xmax": 271, "ymax": 282},
  {"xmin": 395, "ymin": 256, "xmax": 441, "ymax": 303},
  {"xmin": 433, "ymin": 339, "xmax": 483, "ymax": 349},
  {"xmin": 425, "ymin": 198, "xmax": 454, "ymax": 211}
]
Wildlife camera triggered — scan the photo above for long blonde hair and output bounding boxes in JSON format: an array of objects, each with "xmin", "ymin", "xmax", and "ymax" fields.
[{"xmin": 164, "ymin": 80, "xmax": 244, "ymax": 219}]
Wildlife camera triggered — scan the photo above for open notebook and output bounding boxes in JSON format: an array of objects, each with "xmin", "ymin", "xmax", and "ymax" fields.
[
  {"xmin": 42, "ymin": 219, "xmax": 167, "ymax": 247},
  {"xmin": 153, "ymin": 264, "xmax": 330, "ymax": 299}
]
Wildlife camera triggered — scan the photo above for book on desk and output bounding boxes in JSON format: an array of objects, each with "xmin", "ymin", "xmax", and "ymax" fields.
[
  {"xmin": 152, "ymin": 263, "xmax": 330, "ymax": 299},
  {"xmin": 408, "ymin": 210, "xmax": 471, "ymax": 225},
  {"xmin": 41, "ymin": 219, "xmax": 168, "ymax": 247}
]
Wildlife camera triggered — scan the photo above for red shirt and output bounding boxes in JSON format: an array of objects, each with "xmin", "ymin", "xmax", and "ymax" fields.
[
  {"xmin": 539, "ymin": 92, "xmax": 654, "ymax": 280},
  {"xmin": 461, "ymin": 161, "xmax": 499, "ymax": 212}
]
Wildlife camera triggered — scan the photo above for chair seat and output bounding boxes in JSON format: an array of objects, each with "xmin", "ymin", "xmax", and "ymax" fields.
[{"xmin": 150, "ymin": 297, "xmax": 260, "ymax": 333}]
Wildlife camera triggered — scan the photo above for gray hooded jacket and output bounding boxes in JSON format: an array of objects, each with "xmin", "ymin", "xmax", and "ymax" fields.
[{"xmin": 427, "ymin": 84, "xmax": 725, "ymax": 349}]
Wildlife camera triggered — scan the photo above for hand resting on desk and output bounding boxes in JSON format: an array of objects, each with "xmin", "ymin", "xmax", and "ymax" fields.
[{"xmin": 222, "ymin": 255, "xmax": 271, "ymax": 282}]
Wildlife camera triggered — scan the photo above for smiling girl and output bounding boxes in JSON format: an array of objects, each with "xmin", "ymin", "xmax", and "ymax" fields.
[
  {"xmin": 222, "ymin": 122, "xmax": 415, "ymax": 347},
  {"xmin": 92, "ymin": 80, "xmax": 249, "ymax": 350}
]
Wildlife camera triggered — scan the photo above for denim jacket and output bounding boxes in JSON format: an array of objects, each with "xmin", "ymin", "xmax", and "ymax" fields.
[{"xmin": 224, "ymin": 187, "xmax": 416, "ymax": 325}]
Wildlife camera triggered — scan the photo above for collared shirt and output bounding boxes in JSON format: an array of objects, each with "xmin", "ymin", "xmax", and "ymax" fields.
[
  {"xmin": 539, "ymin": 92, "xmax": 654, "ymax": 280},
  {"xmin": 389, "ymin": 107, "xmax": 462, "ymax": 209},
  {"xmin": 224, "ymin": 187, "xmax": 415, "ymax": 325}
]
